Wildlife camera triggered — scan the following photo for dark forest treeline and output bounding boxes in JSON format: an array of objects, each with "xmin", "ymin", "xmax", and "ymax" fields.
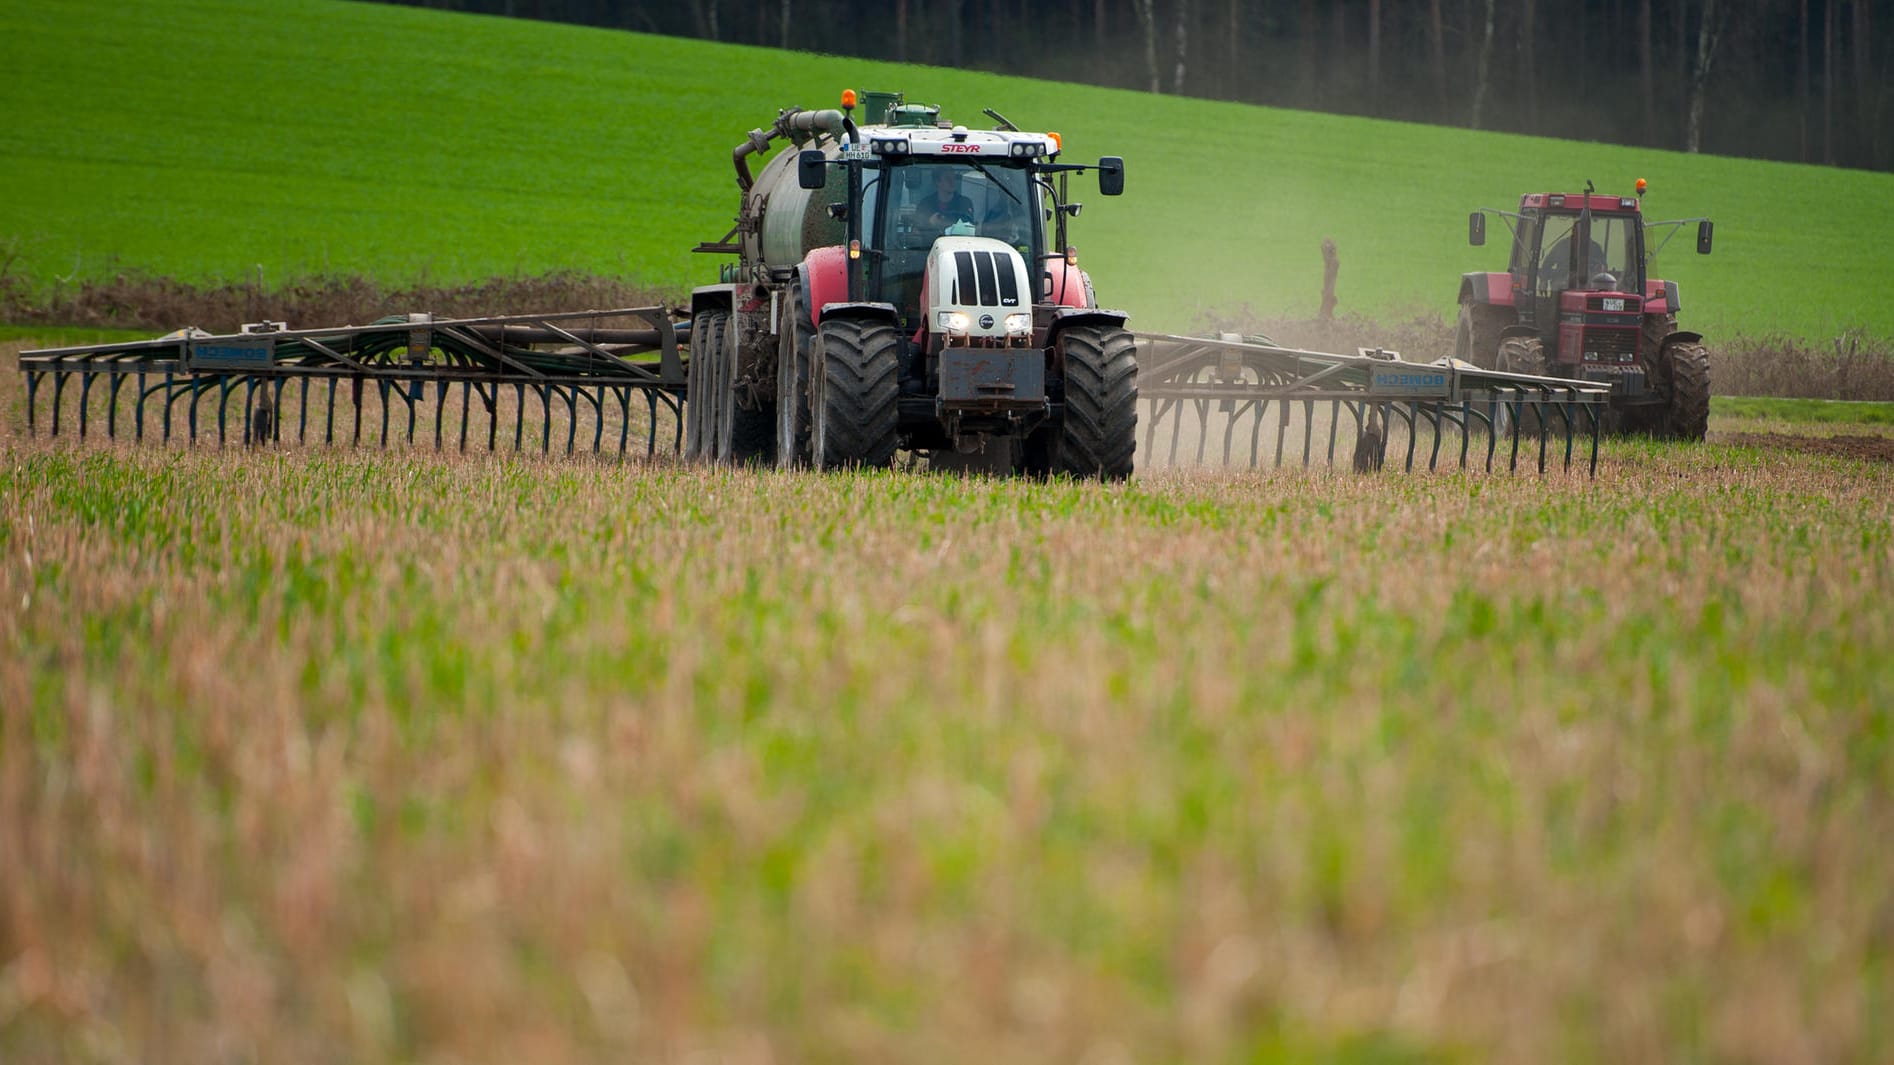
[{"xmin": 373, "ymin": 0, "xmax": 1889, "ymax": 172}]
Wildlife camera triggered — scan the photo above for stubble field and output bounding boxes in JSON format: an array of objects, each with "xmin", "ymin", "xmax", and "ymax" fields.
[{"xmin": 4, "ymin": 344, "xmax": 1891, "ymax": 1064}]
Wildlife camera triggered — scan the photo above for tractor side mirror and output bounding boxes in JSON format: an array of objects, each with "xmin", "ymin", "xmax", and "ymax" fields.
[
  {"xmin": 1696, "ymin": 219, "xmax": 1714, "ymax": 254},
  {"xmin": 1469, "ymin": 212, "xmax": 1486, "ymax": 246},
  {"xmin": 1097, "ymin": 156, "xmax": 1125, "ymax": 196},
  {"xmin": 797, "ymin": 150, "xmax": 827, "ymax": 190}
]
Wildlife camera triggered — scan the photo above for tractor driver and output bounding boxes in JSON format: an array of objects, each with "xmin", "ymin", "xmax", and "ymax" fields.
[
  {"xmin": 1540, "ymin": 233, "xmax": 1607, "ymax": 291},
  {"xmin": 919, "ymin": 170, "xmax": 976, "ymax": 230}
]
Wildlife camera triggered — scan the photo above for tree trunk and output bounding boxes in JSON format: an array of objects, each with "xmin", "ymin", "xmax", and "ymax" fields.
[
  {"xmin": 1854, "ymin": 0, "xmax": 1875, "ymax": 165},
  {"xmin": 1823, "ymin": 0, "xmax": 1836, "ymax": 164},
  {"xmin": 1521, "ymin": 0, "xmax": 1536, "ymax": 126},
  {"xmin": 1301, "ymin": 0, "xmax": 1318, "ymax": 105},
  {"xmin": 778, "ymin": 0, "xmax": 790, "ymax": 50},
  {"xmin": 1134, "ymin": 0, "xmax": 1160, "ymax": 93},
  {"xmin": 896, "ymin": 0, "xmax": 908, "ymax": 63},
  {"xmin": 1470, "ymin": 0, "xmax": 1497, "ymax": 129},
  {"xmin": 1428, "ymin": 0, "xmax": 1448, "ymax": 107},
  {"xmin": 1639, "ymin": 0, "xmax": 1655, "ymax": 142},
  {"xmin": 1172, "ymin": 0, "xmax": 1191, "ymax": 95},
  {"xmin": 1798, "ymin": 0, "xmax": 1808, "ymax": 160},
  {"xmin": 1684, "ymin": 0, "xmax": 1720, "ymax": 153},
  {"xmin": 1368, "ymin": 0, "xmax": 1382, "ymax": 107}
]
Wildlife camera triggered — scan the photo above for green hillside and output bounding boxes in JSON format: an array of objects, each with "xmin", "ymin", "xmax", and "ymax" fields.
[{"xmin": 3, "ymin": 0, "xmax": 1890, "ymax": 342}]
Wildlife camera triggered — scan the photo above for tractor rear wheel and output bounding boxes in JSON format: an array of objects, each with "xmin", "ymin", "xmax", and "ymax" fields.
[
  {"xmin": 1051, "ymin": 324, "xmax": 1138, "ymax": 479},
  {"xmin": 812, "ymin": 316, "xmax": 900, "ymax": 469},
  {"xmin": 687, "ymin": 310, "xmax": 730, "ymax": 461},
  {"xmin": 776, "ymin": 288, "xmax": 815, "ymax": 468},
  {"xmin": 1455, "ymin": 302, "xmax": 1510, "ymax": 369},
  {"xmin": 730, "ymin": 315, "xmax": 775, "ymax": 466},
  {"xmin": 1660, "ymin": 341, "xmax": 1711, "ymax": 442}
]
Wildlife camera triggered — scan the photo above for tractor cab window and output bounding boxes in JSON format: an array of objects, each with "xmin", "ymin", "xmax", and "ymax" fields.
[
  {"xmin": 1586, "ymin": 215, "xmax": 1638, "ymax": 290},
  {"xmin": 1536, "ymin": 214, "xmax": 1579, "ymax": 293},
  {"xmin": 1537, "ymin": 211, "xmax": 1641, "ymax": 293},
  {"xmin": 874, "ymin": 161, "xmax": 1039, "ymax": 324}
]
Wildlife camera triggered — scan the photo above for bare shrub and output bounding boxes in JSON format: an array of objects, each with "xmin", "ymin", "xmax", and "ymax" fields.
[{"xmin": 1718, "ymin": 330, "xmax": 1894, "ymax": 401}]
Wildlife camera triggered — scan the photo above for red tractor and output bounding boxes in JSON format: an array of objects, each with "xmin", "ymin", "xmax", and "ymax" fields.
[{"xmin": 1456, "ymin": 182, "xmax": 1715, "ymax": 439}]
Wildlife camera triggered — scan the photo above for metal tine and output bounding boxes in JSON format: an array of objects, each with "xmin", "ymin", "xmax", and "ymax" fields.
[
  {"xmin": 1301, "ymin": 399, "xmax": 1315, "ymax": 468},
  {"xmin": 541, "ymin": 385, "xmax": 553, "ymax": 454},
  {"xmin": 108, "ymin": 372, "xmax": 126, "ymax": 439},
  {"xmin": 1420, "ymin": 403, "xmax": 1438, "ymax": 471},
  {"xmin": 51, "ymin": 373, "xmax": 67, "ymax": 437},
  {"xmin": 1394, "ymin": 403, "xmax": 1417, "ymax": 472},
  {"xmin": 1537, "ymin": 391, "xmax": 1550, "ymax": 474},
  {"xmin": 78, "ymin": 371, "xmax": 97, "ymax": 439},
  {"xmin": 434, "ymin": 380, "xmax": 447, "ymax": 450},
  {"xmin": 1272, "ymin": 397, "xmax": 1290, "ymax": 468},
  {"xmin": 377, "ymin": 379, "xmax": 391, "ymax": 449},
  {"xmin": 1589, "ymin": 405, "xmax": 1602, "ymax": 477},
  {"xmin": 513, "ymin": 383, "xmax": 527, "ymax": 452},
  {"xmin": 1219, "ymin": 399, "xmax": 1242, "ymax": 465},
  {"xmin": 1555, "ymin": 397, "xmax": 1576, "ymax": 472},
  {"xmin": 1327, "ymin": 399, "xmax": 1339, "ymax": 467},
  {"xmin": 1193, "ymin": 397, "xmax": 1211, "ymax": 465}
]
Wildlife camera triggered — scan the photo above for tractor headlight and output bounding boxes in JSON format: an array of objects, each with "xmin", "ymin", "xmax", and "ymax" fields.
[
  {"xmin": 938, "ymin": 310, "xmax": 970, "ymax": 335},
  {"xmin": 1004, "ymin": 312, "xmax": 1031, "ymax": 337}
]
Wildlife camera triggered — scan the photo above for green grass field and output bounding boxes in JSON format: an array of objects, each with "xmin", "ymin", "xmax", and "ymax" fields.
[
  {"xmin": 3, "ymin": 0, "xmax": 1893, "ymax": 341},
  {"xmin": 3, "ymin": 342, "xmax": 1894, "ymax": 1063}
]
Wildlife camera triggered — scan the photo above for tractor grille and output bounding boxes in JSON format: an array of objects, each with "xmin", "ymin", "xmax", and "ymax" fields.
[
  {"xmin": 1581, "ymin": 327, "xmax": 1640, "ymax": 363},
  {"xmin": 1585, "ymin": 295, "xmax": 1642, "ymax": 314},
  {"xmin": 951, "ymin": 250, "xmax": 1020, "ymax": 308}
]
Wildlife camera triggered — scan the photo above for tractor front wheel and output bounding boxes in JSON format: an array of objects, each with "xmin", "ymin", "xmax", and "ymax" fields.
[
  {"xmin": 1050, "ymin": 324, "xmax": 1138, "ymax": 479},
  {"xmin": 1455, "ymin": 302, "xmax": 1510, "ymax": 369},
  {"xmin": 812, "ymin": 316, "xmax": 900, "ymax": 469},
  {"xmin": 1660, "ymin": 341, "xmax": 1711, "ymax": 442},
  {"xmin": 1495, "ymin": 335, "xmax": 1549, "ymax": 437}
]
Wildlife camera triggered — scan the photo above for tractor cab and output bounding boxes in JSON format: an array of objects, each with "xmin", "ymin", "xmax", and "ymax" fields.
[{"xmin": 863, "ymin": 152, "xmax": 1047, "ymax": 345}]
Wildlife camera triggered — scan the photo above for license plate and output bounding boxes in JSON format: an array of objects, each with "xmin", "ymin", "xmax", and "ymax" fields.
[{"xmin": 1601, "ymin": 298, "xmax": 1626, "ymax": 312}]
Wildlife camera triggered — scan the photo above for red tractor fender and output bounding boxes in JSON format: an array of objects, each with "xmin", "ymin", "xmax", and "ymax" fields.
[
  {"xmin": 1457, "ymin": 271, "xmax": 1514, "ymax": 308},
  {"xmin": 1045, "ymin": 259, "xmax": 1094, "ymax": 309},
  {"xmin": 802, "ymin": 246, "xmax": 851, "ymax": 326},
  {"xmin": 1644, "ymin": 279, "xmax": 1683, "ymax": 317},
  {"xmin": 795, "ymin": 247, "xmax": 899, "ymax": 326},
  {"xmin": 1659, "ymin": 328, "xmax": 1704, "ymax": 350}
]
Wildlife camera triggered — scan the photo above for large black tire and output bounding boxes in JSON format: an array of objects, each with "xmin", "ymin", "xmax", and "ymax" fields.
[
  {"xmin": 1660, "ymin": 341, "xmax": 1711, "ymax": 442},
  {"xmin": 1496, "ymin": 334, "xmax": 1547, "ymax": 376},
  {"xmin": 1495, "ymin": 335, "xmax": 1549, "ymax": 438},
  {"xmin": 1455, "ymin": 301, "xmax": 1511, "ymax": 369},
  {"xmin": 731, "ymin": 408, "xmax": 774, "ymax": 464},
  {"xmin": 812, "ymin": 316, "xmax": 900, "ymax": 469},
  {"xmin": 686, "ymin": 310, "xmax": 728, "ymax": 461},
  {"xmin": 1051, "ymin": 325, "xmax": 1138, "ymax": 479},
  {"xmin": 776, "ymin": 288, "xmax": 815, "ymax": 469}
]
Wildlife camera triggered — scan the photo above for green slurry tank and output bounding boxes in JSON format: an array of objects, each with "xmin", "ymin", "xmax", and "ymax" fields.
[{"xmin": 688, "ymin": 89, "xmax": 1134, "ymax": 477}]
